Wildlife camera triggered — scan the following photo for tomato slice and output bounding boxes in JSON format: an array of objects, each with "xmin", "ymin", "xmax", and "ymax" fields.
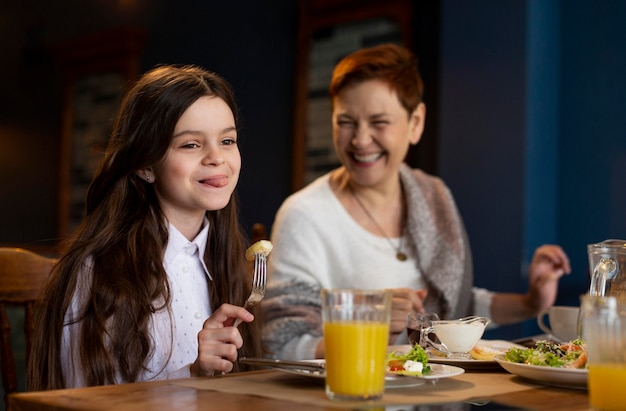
[{"xmin": 387, "ymin": 360, "xmax": 405, "ymax": 371}]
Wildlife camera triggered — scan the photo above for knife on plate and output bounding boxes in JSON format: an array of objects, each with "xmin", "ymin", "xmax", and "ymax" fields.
[{"xmin": 239, "ymin": 357, "xmax": 325, "ymax": 372}]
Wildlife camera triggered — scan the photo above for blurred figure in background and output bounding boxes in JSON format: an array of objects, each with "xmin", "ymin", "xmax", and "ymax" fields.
[{"xmin": 262, "ymin": 44, "xmax": 570, "ymax": 360}]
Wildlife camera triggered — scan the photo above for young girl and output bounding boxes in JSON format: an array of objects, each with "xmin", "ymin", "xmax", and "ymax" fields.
[{"xmin": 28, "ymin": 65, "xmax": 264, "ymax": 390}]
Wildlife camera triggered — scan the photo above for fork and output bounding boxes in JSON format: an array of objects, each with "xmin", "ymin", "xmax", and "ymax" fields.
[{"xmin": 234, "ymin": 253, "xmax": 267, "ymax": 327}]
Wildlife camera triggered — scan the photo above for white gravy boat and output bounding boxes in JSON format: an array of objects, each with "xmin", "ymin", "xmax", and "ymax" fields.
[{"xmin": 421, "ymin": 316, "xmax": 490, "ymax": 359}]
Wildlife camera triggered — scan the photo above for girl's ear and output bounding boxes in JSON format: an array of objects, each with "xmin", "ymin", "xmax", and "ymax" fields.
[
  {"xmin": 409, "ymin": 102, "xmax": 426, "ymax": 145},
  {"xmin": 136, "ymin": 168, "xmax": 155, "ymax": 183}
]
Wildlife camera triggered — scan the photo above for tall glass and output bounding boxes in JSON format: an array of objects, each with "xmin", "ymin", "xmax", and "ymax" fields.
[
  {"xmin": 581, "ymin": 295, "xmax": 626, "ymax": 410},
  {"xmin": 321, "ymin": 289, "xmax": 391, "ymax": 401},
  {"xmin": 407, "ymin": 311, "xmax": 440, "ymax": 347}
]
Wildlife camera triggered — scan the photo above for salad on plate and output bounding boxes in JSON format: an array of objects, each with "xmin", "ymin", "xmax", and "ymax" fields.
[
  {"xmin": 503, "ymin": 339, "xmax": 587, "ymax": 369},
  {"xmin": 386, "ymin": 344, "xmax": 432, "ymax": 376}
]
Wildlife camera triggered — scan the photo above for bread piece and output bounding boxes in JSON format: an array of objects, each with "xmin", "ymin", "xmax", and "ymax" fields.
[
  {"xmin": 245, "ymin": 240, "xmax": 273, "ymax": 261},
  {"xmin": 469, "ymin": 345, "xmax": 503, "ymax": 361}
]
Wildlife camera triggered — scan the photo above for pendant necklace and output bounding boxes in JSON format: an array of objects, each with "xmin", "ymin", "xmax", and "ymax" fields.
[{"xmin": 349, "ymin": 187, "xmax": 408, "ymax": 261}]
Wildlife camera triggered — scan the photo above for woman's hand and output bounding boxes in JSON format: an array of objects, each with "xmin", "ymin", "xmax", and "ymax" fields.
[
  {"xmin": 192, "ymin": 303, "xmax": 254, "ymax": 376},
  {"xmin": 525, "ymin": 244, "xmax": 571, "ymax": 312},
  {"xmin": 388, "ymin": 288, "xmax": 428, "ymax": 343}
]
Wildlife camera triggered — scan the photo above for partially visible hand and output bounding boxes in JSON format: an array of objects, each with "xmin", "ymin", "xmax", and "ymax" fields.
[
  {"xmin": 388, "ymin": 288, "xmax": 428, "ymax": 343},
  {"xmin": 193, "ymin": 303, "xmax": 254, "ymax": 376},
  {"xmin": 526, "ymin": 244, "xmax": 571, "ymax": 312}
]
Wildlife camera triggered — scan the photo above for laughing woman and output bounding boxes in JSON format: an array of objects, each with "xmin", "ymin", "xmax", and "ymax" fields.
[{"xmin": 261, "ymin": 44, "xmax": 571, "ymax": 360}]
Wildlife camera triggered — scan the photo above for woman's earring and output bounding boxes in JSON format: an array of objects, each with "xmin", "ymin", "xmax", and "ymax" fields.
[{"xmin": 145, "ymin": 175, "xmax": 152, "ymax": 182}]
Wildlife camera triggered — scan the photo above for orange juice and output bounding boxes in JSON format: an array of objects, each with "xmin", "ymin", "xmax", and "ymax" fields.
[
  {"xmin": 588, "ymin": 364, "xmax": 626, "ymax": 410},
  {"xmin": 324, "ymin": 321, "xmax": 389, "ymax": 399}
]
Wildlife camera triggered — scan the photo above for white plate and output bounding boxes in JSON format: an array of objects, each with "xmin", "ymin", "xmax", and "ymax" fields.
[
  {"xmin": 494, "ymin": 355, "xmax": 588, "ymax": 389},
  {"xmin": 275, "ymin": 359, "xmax": 464, "ymax": 389},
  {"xmin": 389, "ymin": 340, "xmax": 525, "ymax": 369},
  {"xmin": 397, "ymin": 363, "xmax": 466, "ymax": 381}
]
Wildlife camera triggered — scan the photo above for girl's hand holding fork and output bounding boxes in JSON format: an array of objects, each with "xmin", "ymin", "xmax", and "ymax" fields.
[{"xmin": 192, "ymin": 304, "xmax": 254, "ymax": 376}]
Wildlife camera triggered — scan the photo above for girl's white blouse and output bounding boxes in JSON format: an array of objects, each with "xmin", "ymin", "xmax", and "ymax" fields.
[{"xmin": 61, "ymin": 222, "xmax": 211, "ymax": 387}]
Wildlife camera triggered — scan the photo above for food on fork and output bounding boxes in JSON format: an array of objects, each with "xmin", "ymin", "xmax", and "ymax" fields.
[
  {"xmin": 245, "ymin": 240, "xmax": 273, "ymax": 261},
  {"xmin": 386, "ymin": 344, "xmax": 431, "ymax": 376}
]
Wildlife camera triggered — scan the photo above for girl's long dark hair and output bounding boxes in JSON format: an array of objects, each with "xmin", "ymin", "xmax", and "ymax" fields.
[{"xmin": 28, "ymin": 65, "xmax": 263, "ymax": 390}]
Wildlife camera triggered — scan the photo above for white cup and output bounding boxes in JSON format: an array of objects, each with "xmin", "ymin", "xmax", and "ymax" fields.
[{"xmin": 537, "ymin": 306, "xmax": 580, "ymax": 342}]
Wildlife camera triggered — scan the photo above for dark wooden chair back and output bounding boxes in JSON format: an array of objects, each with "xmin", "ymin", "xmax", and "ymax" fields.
[{"xmin": 0, "ymin": 247, "xmax": 56, "ymax": 404}]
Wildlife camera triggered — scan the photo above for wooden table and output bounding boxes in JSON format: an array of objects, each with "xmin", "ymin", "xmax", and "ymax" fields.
[{"xmin": 8, "ymin": 369, "xmax": 591, "ymax": 411}]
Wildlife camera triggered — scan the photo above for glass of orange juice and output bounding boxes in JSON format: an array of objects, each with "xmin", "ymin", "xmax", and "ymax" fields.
[
  {"xmin": 321, "ymin": 289, "xmax": 391, "ymax": 401},
  {"xmin": 581, "ymin": 295, "xmax": 626, "ymax": 411}
]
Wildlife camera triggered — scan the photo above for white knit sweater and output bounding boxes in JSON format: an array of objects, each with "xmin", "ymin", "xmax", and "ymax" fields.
[{"xmin": 261, "ymin": 164, "xmax": 490, "ymax": 360}]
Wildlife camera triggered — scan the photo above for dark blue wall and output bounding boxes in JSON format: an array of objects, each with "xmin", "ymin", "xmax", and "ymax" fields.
[
  {"xmin": 439, "ymin": 0, "xmax": 626, "ymax": 339},
  {"xmin": 558, "ymin": 0, "xmax": 626, "ymax": 305}
]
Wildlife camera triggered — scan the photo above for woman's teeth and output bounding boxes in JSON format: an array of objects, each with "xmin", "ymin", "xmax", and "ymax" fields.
[{"xmin": 354, "ymin": 152, "xmax": 382, "ymax": 163}]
